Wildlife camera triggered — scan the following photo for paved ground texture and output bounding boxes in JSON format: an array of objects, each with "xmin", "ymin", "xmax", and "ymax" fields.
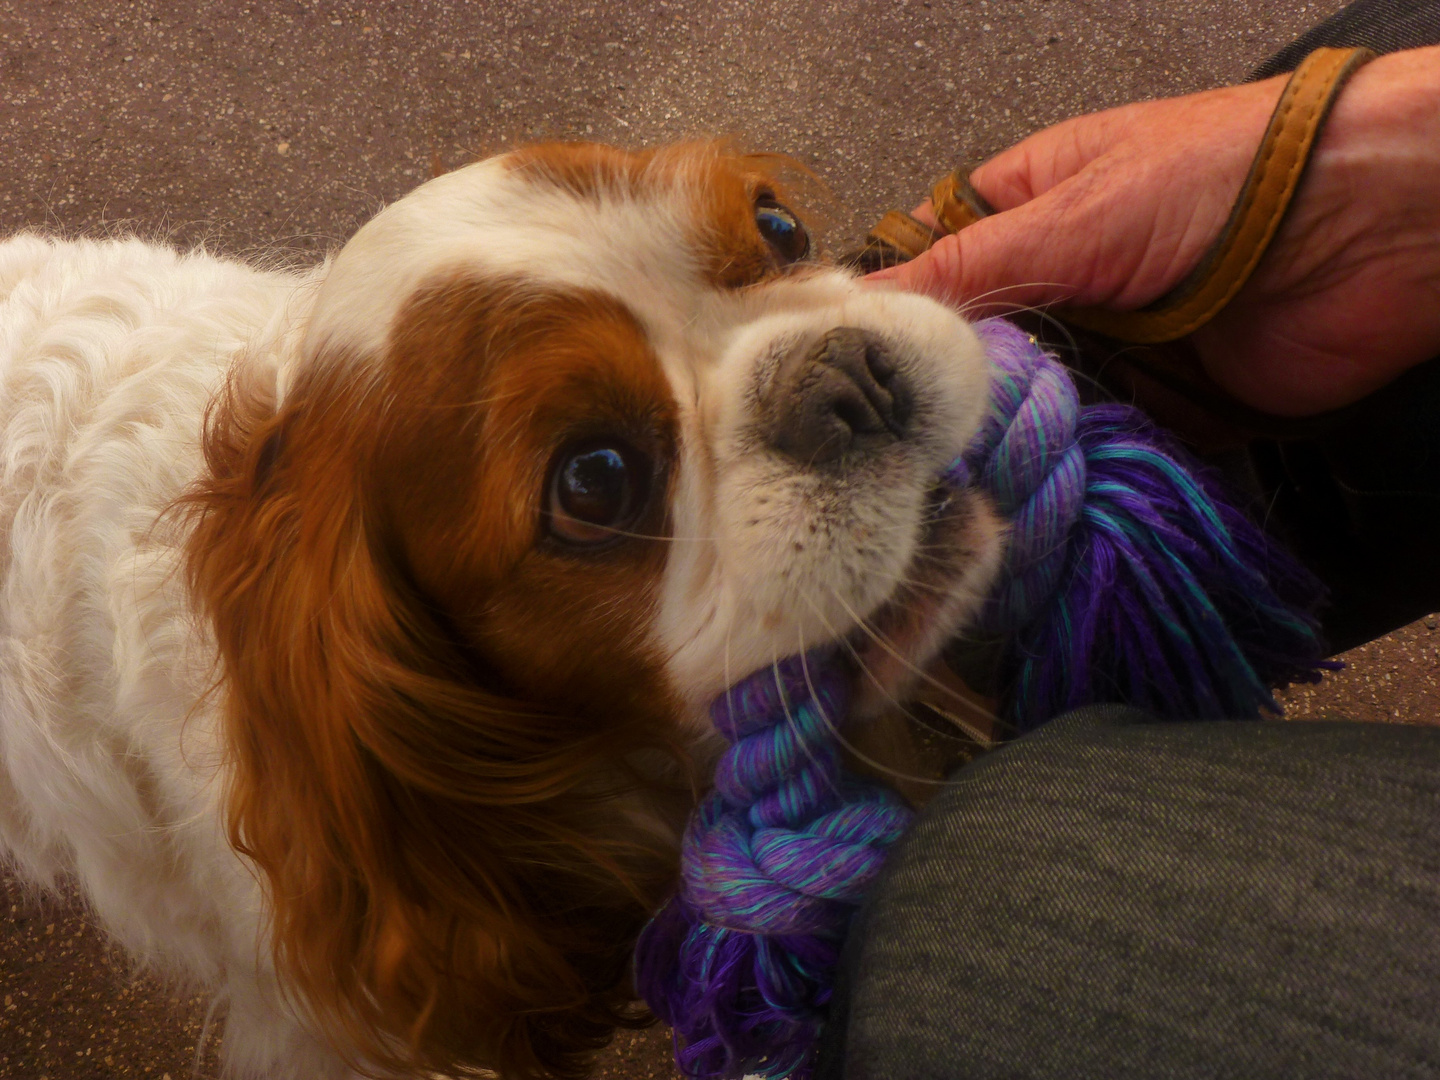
[{"xmin": 6, "ymin": 0, "xmax": 1436, "ymax": 1078}]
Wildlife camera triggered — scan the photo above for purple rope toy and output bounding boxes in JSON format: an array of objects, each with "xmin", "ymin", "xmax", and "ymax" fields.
[{"xmin": 634, "ymin": 318, "xmax": 1331, "ymax": 1079}]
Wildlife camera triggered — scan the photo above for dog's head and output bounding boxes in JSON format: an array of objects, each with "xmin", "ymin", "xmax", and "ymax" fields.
[{"xmin": 184, "ymin": 142, "xmax": 1001, "ymax": 1079}]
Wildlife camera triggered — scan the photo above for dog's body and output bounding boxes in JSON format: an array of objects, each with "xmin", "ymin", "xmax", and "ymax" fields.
[
  {"xmin": 0, "ymin": 235, "xmax": 336, "ymax": 1072},
  {"xmin": 0, "ymin": 144, "xmax": 1002, "ymax": 1078}
]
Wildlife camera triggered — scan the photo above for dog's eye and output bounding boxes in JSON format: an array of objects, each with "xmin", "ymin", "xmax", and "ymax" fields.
[
  {"xmin": 755, "ymin": 196, "xmax": 810, "ymax": 264},
  {"xmin": 546, "ymin": 441, "xmax": 651, "ymax": 546}
]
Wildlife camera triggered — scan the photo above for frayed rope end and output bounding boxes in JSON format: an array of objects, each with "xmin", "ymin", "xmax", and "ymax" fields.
[{"xmin": 967, "ymin": 318, "xmax": 1334, "ymax": 730}]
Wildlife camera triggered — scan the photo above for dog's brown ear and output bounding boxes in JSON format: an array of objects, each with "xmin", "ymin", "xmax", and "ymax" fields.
[{"xmin": 178, "ymin": 364, "xmax": 685, "ymax": 1080}]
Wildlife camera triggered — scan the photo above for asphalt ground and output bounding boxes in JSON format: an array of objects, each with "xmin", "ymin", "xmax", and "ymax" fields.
[{"xmin": 4, "ymin": 1, "xmax": 1437, "ymax": 1078}]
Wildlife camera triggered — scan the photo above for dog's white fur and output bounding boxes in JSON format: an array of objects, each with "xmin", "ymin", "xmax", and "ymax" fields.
[
  {"xmin": 0, "ymin": 234, "xmax": 338, "ymax": 1072},
  {"xmin": 0, "ymin": 149, "xmax": 1001, "ymax": 1076}
]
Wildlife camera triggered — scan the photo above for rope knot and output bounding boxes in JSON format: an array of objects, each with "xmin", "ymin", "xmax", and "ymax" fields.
[{"xmin": 964, "ymin": 321, "xmax": 1090, "ymax": 633}]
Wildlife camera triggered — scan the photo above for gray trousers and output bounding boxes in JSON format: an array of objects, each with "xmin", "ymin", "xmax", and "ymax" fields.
[{"xmin": 818, "ymin": 708, "xmax": 1440, "ymax": 1078}]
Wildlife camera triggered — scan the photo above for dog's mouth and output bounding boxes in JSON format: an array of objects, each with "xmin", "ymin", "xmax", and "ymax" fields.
[{"xmin": 844, "ymin": 482, "xmax": 997, "ymax": 716}]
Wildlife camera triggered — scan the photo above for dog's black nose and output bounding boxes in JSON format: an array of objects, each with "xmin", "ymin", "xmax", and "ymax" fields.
[{"xmin": 764, "ymin": 327, "xmax": 912, "ymax": 467}]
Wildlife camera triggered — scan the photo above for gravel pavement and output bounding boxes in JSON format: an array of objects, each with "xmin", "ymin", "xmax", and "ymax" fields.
[{"xmin": 6, "ymin": 1, "xmax": 1436, "ymax": 1078}]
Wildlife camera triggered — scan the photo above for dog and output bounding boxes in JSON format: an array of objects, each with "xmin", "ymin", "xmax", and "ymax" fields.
[{"xmin": 0, "ymin": 142, "xmax": 1003, "ymax": 1079}]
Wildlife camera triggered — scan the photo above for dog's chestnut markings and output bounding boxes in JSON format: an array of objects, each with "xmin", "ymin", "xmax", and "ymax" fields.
[
  {"xmin": 506, "ymin": 141, "xmax": 656, "ymax": 198},
  {"xmin": 182, "ymin": 271, "xmax": 690, "ymax": 1080},
  {"xmin": 381, "ymin": 271, "xmax": 681, "ymax": 720},
  {"xmin": 508, "ymin": 140, "xmax": 809, "ymax": 288}
]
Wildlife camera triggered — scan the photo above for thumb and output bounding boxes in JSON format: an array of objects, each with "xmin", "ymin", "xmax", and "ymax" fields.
[
  {"xmin": 866, "ymin": 194, "xmax": 1093, "ymax": 315},
  {"xmin": 866, "ymin": 103, "xmax": 1159, "ymax": 312}
]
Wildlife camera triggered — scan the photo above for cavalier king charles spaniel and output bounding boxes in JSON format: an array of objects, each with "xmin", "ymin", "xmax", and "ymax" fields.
[{"xmin": 0, "ymin": 143, "xmax": 1002, "ymax": 1079}]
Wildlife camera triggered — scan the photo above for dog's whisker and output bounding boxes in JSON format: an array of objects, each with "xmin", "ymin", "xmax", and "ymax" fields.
[{"xmin": 952, "ymin": 280, "xmax": 1077, "ymax": 320}]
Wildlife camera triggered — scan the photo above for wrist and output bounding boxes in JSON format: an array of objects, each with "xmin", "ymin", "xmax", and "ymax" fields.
[
  {"xmin": 1308, "ymin": 46, "xmax": 1440, "ymax": 245},
  {"xmin": 1195, "ymin": 46, "xmax": 1440, "ymax": 416},
  {"xmin": 1321, "ymin": 46, "xmax": 1440, "ymax": 160}
]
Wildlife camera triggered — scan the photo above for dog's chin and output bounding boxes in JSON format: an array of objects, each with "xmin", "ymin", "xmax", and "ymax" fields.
[{"xmin": 846, "ymin": 484, "xmax": 1003, "ymax": 721}]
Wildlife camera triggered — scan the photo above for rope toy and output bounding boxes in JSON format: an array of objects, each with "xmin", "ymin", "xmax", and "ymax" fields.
[{"xmin": 635, "ymin": 318, "xmax": 1331, "ymax": 1079}]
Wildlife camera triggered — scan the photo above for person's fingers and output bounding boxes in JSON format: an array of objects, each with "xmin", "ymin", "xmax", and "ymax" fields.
[
  {"xmin": 968, "ymin": 113, "xmax": 1114, "ymax": 210},
  {"xmin": 898, "ymin": 115, "xmax": 1114, "ymax": 233},
  {"xmin": 872, "ymin": 159, "xmax": 1228, "ymax": 313},
  {"xmin": 909, "ymin": 199, "xmax": 938, "ymax": 228},
  {"xmin": 903, "ymin": 107, "xmax": 1129, "ymax": 229}
]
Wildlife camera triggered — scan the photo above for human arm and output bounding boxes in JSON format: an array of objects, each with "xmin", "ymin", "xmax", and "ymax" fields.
[{"xmin": 870, "ymin": 46, "xmax": 1440, "ymax": 417}]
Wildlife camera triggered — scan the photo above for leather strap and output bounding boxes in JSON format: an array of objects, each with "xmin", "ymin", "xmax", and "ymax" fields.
[
  {"xmin": 929, "ymin": 170, "xmax": 995, "ymax": 236},
  {"xmin": 862, "ymin": 46, "xmax": 1376, "ymax": 343},
  {"xmin": 847, "ymin": 173, "xmax": 998, "ymax": 271},
  {"xmin": 867, "ymin": 210, "xmax": 940, "ymax": 262}
]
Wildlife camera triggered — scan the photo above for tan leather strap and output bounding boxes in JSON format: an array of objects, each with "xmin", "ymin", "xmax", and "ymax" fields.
[
  {"xmin": 868, "ymin": 210, "xmax": 939, "ymax": 261},
  {"xmin": 1061, "ymin": 45, "xmax": 1375, "ymax": 342},
  {"xmin": 847, "ymin": 174, "xmax": 998, "ymax": 271},
  {"xmin": 929, "ymin": 170, "xmax": 995, "ymax": 235}
]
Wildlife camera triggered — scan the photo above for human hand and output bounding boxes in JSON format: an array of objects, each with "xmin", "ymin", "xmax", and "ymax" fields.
[{"xmin": 871, "ymin": 46, "xmax": 1440, "ymax": 416}]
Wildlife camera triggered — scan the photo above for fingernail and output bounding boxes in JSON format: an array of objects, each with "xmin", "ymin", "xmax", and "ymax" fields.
[{"xmin": 864, "ymin": 265, "xmax": 905, "ymax": 283}]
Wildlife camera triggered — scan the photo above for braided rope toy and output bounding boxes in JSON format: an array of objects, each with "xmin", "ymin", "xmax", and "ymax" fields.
[{"xmin": 635, "ymin": 318, "xmax": 1331, "ymax": 1079}]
